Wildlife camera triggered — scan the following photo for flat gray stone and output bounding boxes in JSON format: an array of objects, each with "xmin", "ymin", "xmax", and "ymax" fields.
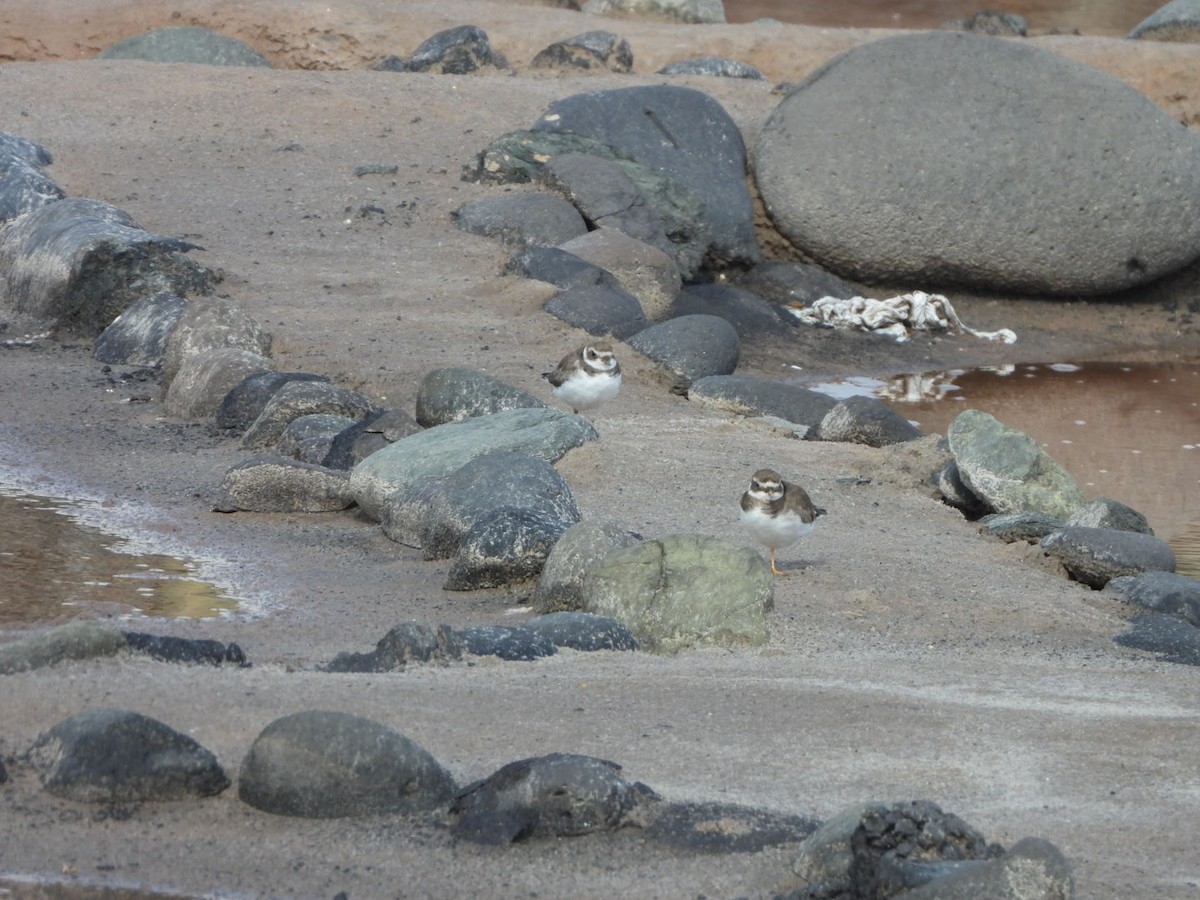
[
  {"xmin": 0, "ymin": 620, "xmax": 128, "ymax": 675},
  {"xmin": 755, "ymin": 31, "xmax": 1200, "ymax": 294},
  {"xmin": 217, "ymin": 455, "xmax": 353, "ymax": 513},
  {"xmin": 349, "ymin": 407, "xmax": 598, "ymax": 521},
  {"xmin": 1041, "ymin": 526, "xmax": 1176, "ymax": 589},
  {"xmin": 453, "ymin": 193, "xmax": 587, "ymax": 248},
  {"xmin": 415, "ymin": 367, "xmax": 545, "ymax": 428},
  {"xmin": 164, "ymin": 347, "xmax": 273, "ymax": 420},
  {"xmin": 810, "ymin": 395, "xmax": 924, "ymax": 447},
  {"xmin": 93, "ymin": 291, "xmax": 188, "ymax": 366},
  {"xmin": 687, "ymin": 375, "xmax": 835, "ymax": 425}
]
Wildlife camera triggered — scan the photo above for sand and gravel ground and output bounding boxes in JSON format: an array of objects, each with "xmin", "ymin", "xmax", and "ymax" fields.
[{"xmin": 2, "ymin": 3, "xmax": 1200, "ymax": 897}]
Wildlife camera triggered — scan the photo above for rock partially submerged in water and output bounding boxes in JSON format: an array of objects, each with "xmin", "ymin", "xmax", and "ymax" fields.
[{"xmin": 0, "ymin": 198, "xmax": 216, "ymax": 337}]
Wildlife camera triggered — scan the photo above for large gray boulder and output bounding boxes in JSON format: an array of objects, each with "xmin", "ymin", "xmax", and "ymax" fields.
[
  {"xmin": 93, "ymin": 291, "xmax": 188, "ymax": 366},
  {"xmin": 755, "ymin": 31, "xmax": 1200, "ymax": 295},
  {"xmin": 533, "ymin": 519, "xmax": 644, "ymax": 613},
  {"xmin": 415, "ymin": 367, "xmax": 545, "ymax": 427},
  {"xmin": 349, "ymin": 407, "xmax": 598, "ymax": 521},
  {"xmin": 533, "ymin": 85, "xmax": 759, "ymax": 269},
  {"xmin": 240, "ymin": 380, "xmax": 379, "ymax": 451},
  {"xmin": 238, "ymin": 711, "xmax": 457, "ymax": 818},
  {"xmin": 687, "ymin": 374, "xmax": 836, "ymax": 426},
  {"xmin": 444, "ymin": 507, "xmax": 575, "ymax": 591},
  {"xmin": 557, "ymin": 228, "xmax": 681, "ymax": 322},
  {"xmin": 946, "ymin": 410, "xmax": 1087, "ymax": 518},
  {"xmin": 217, "ymin": 456, "xmax": 354, "ymax": 513},
  {"xmin": 626, "ymin": 314, "xmax": 740, "ymax": 393},
  {"xmin": 452, "ymin": 193, "xmax": 588, "ymax": 248},
  {"xmin": 1041, "ymin": 526, "xmax": 1176, "ymax": 589},
  {"xmin": 0, "ymin": 131, "xmax": 64, "ymax": 224},
  {"xmin": 161, "ymin": 296, "xmax": 271, "ymax": 390},
  {"xmin": 582, "ymin": 533, "xmax": 774, "ymax": 652},
  {"xmin": 163, "ymin": 347, "xmax": 273, "ymax": 420}
]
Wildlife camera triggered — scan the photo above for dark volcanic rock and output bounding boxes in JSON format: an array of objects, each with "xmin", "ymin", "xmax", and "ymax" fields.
[
  {"xmin": 1040, "ymin": 526, "xmax": 1176, "ymax": 588},
  {"xmin": 504, "ymin": 246, "xmax": 623, "ymax": 292},
  {"xmin": 646, "ymin": 800, "xmax": 818, "ymax": 853},
  {"xmin": 728, "ymin": 260, "xmax": 861, "ymax": 307},
  {"xmin": 26, "ymin": 708, "xmax": 230, "ymax": 803},
  {"xmin": 321, "ymin": 408, "xmax": 422, "ymax": 470},
  {"xmin": 979, "ymin": 510, "xmax": 1065, "ymax": 543},
  {"xmin": 456, "ymin": 625, "xmax": 558, "ymax": 661},
  {"xmin": 0, "ymin": 131, "xmax": 64, "ymax": 223},
  {"xmin": 1106, "ymin": 570, "xmax": 1200, "ymax": 626},
  {"xmin": 544, "ymin": 283, "xmax": 649, "ymax": 339},
  {"xmin": 92, "ymin": 291, "xmax": 188, "ymax": 366},
  {"xmin": 324, "ymin": 622, "xmax": 464, "ymax": 673},
  {"xmin": 215, "ymin": 371, "xmax": 330, "ymax": 431},
  {"xmin": 809, "ymin": 395, "xmax": 924, "ymax": 447},
  {"xmin": 531, "ymin": 30, "xmax": 633, "ymax": 73},
  {"xmin": 404, "ymin": 25, "xmax": 507, "ymax": 74},
  {"xmin": 277, "ymin": 413, "xmax": 357, "ymax": 464},
  {"xmin": 452, "ymin": 193, "xmax": 588, "ymax": 247},
  {"xmin": 240, "ymin": 380, "xmax": 379, "ymax": 451},
  {"xmin": 625, "ymin": 314, "xmax": 740, "ymax": 393},
  {"xmin": 0, "ymin": 198, "xmax": 216, "ymax": 338},
  {"xmin": 450, "ymin": 752, "xmax": 658, "ymax": 844},
  {"xmin": 523, "ymin": 612, "xmax": 639, "ymax": 651},
  {"xmin": 238, "ymin": 711, "xmax": 457, "ymax": 818},
  {"xmin": 674, "ymin": 283, "xmax": 793, "ymax": 338},
  {"xmin": 687, "ymin": 375, "xmax": 836, "ymax": 426},
  {"xmin": 444, "ymin": 506, "xmax": 574, "ymax": 590},
  {"xmin": 1115, "ymin": 613, "xmax": 1200, "ymax": 666},
  {"xmin": 532, "ymin": 85, "xmax": 760, "ymax": 268},
  {"xmin": 122, "ymin": 632, "xmax": 247, "ymax": 667}
]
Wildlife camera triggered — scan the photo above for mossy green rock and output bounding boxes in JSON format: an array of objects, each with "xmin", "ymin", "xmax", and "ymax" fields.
[{"xmin": 581, "ymin": 533, "xmax": 773, "ymax": 652}]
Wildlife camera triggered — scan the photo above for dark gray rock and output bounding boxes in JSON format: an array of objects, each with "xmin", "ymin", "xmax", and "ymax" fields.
[
  {"xmin": 504, "ymin": 245, "xmax": 623, "ymax": 291},
  {"xmin": 161, "ymin": 296, "xmax": 271, "ymax": 390},
  {"xmin": 470, "ymin": 130, "xmax": 715, "ymax": 281},
  {"xmin": 896, "ymin": 837, "xmax": 1074, "ymax": 900},
  {"xmin": 1105, "ymin": 570, "xmax": 1200, "ymax": 626},
  {"xmin": 404, "ymin": 25, "xmax": 507, "ymax": 74},
  {"xmin": 100, "ymin": 26, "xmax": 269, "ymax": 66},
  {"xmin": 583, "ymin": 533, "xmax": 774, "ymax": 652},
  {"xmin": 687, "ymin": 374, "xmax": 836, "ymax": 426},
  {"xmin": 727, "ymin": 260, "xmax": 861, "ymax": 307},
  {"xmin": 277, "ymin": 414, "xmax": 357, "ymax": 464},
  {"xmin": 557, "ymin": 228, "xmax": 680, "ymax": 321},
  {"xmin": 947, "ymin": 410, "xmax": 1087, "ymax": 518},
  {"xmin": 810, "ymin": 395, "xmax": 924, "ymax": 447},
  {"xmin": 755, "ymin": 31, "xmax": 1200, "ymax": 295},
  {"xmin": 657, "ymin": 56, "xmax": 765, "ymax": 79},
  {"xmin": 1115, "ymin": 613, "xmax": 1200, "ymax": 665},
  {"xmin": 238, "ymin": 711, "xmax": 457, "ymax": 818},
  {"xmin": 349, "ymin": 407, "xmax": 598, "ymax": 522},
  {"xmin": 544, "ymin": 283, "xmax": 649, "ymax": 339},
  {"xmin": 415, "ymin": 367, "xmax": 546, "ymax": 428},
  {"xmin": 542, "ymin": 153, "xmax": 687, "ymax": 274},
  {"xmin": 523, "ymin": 612, "xmax": 639, "ymax": 651},
  {"xmin": 450, "ymin": 753, "xmax": 657, "ymax": 844},
  {"xmin": 92, "ymin": 291, "xmax": 187, "ymax": 366},
  {"xmin": 533, "ymin": 85, "xmax": 760, "ymax": 268},
  {"xmin": 0, "ymin": 198, "xmax": 216, "ymax": 338},
  {"xmin": 215, "ymin": 371, "xmax": 330, "ymax": 431},
  {"xmin": 979, "ymin": 510, "xmax": 1066, "ymax": 543},
  {"xmin": 646, "ymin": 801, "xmax": 818, "ymax": 853},
  {"xmin": 674, "ymin": 283, "xmax": 793, "ymax": 338},
  {"xmin": 531, "ymin": 30, "xmax": 633, "ymax": 73},
  {"xmin": 0, "ymin": 620, "xmax": 128, "ymax": 675},
  {"xmin": 321, "ymin": 408, "xmax": 422, "ymax": 470},
  {"xmin": 383, "ymin": 450, "xmax": 580, "ymax": 558},
  {"xmin": 533, "ymin": 519, "xmax": 644, "ymax": 613},
  {"xmin": 26, "ymin": 708, "xmax": 230, "ymax": 802},
  {"xmin": 626, "ymin": 314, "xmax": 739, "ymax": 393},
  {"xmin": 1130, "ymin": 0, "xmax": 1200, "ymax": 40},
  {"xmin": 122, "ymin": 632, "xmax": 247, "ymax": 667},
  {"xmin": 0, "ymin": 132, "xmax": 64, "ymax": 223},
  {"xmin": 164, "ymin": 346, "xmax": 273, "ymax": 420},
  {"xmin": 452, "ymin": 193, "xmax": 588, "ymax": 247},
  {"xmin": 324, "ymin": 623, "xmax": 464, "ymax": 673},
  {"xmin": 456, "ymin": 625, "xmax": 558, "ymax": 661},
  {"xmin": 1040, "ymin": 526, "xmax": 1176, "ymax": 589},
  {"xmin": 216, "ymin": 455, "xmax": 353, "ymax": 513},
  {"xmin": 444, "ymin": 506, "xmax": 574, "ymax": 590},
  {"xmin": 1065, "ymin": 497, "xmax": 1155, "ymax": 534},
  {"xmin": 791, "ymin": 799, "xmax": 1003, "ymax": 898},
  {"xmin": 240, "ymin": 380, "xmax": 379, "ymax": 451}
]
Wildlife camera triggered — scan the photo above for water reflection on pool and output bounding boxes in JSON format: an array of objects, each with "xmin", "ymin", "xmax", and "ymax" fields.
[
  {"xmin": 806, "ymin": 361, "xmax": 1200, "ymax": 574},
  {"xmin": 0, "ymin": 490, "xmax": 237, "ymax": 626}
]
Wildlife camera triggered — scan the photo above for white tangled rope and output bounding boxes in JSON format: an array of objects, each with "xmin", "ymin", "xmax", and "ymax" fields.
[{"xmin": 788, "ymin": 291, "xmax": 1017, "ymax": 344}]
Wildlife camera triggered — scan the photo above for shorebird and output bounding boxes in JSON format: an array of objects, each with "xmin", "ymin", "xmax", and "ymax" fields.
[
  {"xmin": 543, "ymin": 342, "xmax": 621, "ymax": 414},
  {"xmin": 739, "ymin": 468, "xmax": 825, "ymax": 575}
]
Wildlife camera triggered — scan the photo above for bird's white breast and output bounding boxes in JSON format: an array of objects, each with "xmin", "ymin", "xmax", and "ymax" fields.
[
  {"xmin": 739, "ymin": 505, "xmax": 815, "ymax": 548},
  {"xmin": 553, "ymin": 371, "xmax": 621, "ymax": 411}
]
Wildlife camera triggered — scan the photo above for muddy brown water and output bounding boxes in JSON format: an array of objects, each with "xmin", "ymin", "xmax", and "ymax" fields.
[
  {"xmin": 724, "ymin": 0, "xmax": 1165, "ymax": 36},
  {"xmin": 0, "ymin": 490, "xmax": 236, "ymax": 626},
  {"xmin": 806, "ymin": 361, "xmax": 1200, "ymax": 575}
]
